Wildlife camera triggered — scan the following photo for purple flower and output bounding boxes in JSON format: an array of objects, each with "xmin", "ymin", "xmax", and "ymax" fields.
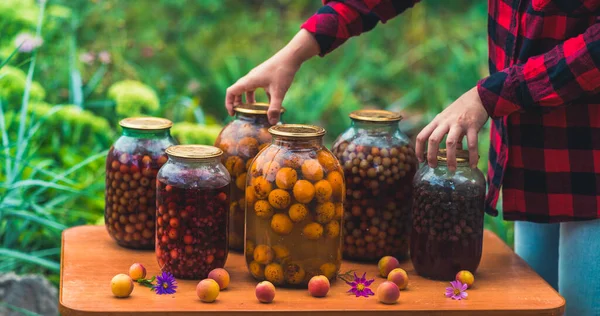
[
  {"xmin": 98, "ymin": 50, "xmax": 111, "ymax": 64},
  {"xmin": 346, "ymin": 272, "xmax": 375, "ymax": 297},
  {"xmin": 445, "ymin": 280, "xmax": 468, "ymax": 300},
  {"xmin": 153, "ymin": 271, "xmax": 177, "ymax": 295},
  {"xmin": 14, "ymin": 33, "xmax": 43, "ymax": 53}
]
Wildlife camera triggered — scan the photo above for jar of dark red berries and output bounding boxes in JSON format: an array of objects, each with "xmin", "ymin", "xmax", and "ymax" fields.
[
  {"xmin": 245, "ymin": 124, "xmax": 344, "ymax": 287},
  {"xmin": 105, "ymin": 117, "xmax": 177, "ymax": 249},
  {"xmin": 331, "ymin": 110, "xmax": 417, "ymax": 262},
  {"xmin": 214, "ymin": 103, "xmax": 282, "ymax": 251},
  {"xmin": 411, "ymin": 149, "xmax": 485, "ymax": 280},
  {"xmin": 156, "ymin": 145, "xmax": 230, "ymax": 280}
]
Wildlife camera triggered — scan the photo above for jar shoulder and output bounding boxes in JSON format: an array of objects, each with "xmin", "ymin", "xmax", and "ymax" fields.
[
  {"xmin": 113, "ymin": 134, "xmax": 177, "ymax": 155},
  {"xmin": 158, "ymin": 161, "xmax": 230, "ymax": 189}
]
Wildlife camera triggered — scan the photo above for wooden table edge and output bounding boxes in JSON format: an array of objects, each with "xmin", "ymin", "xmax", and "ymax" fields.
[{"xmin": 58, "ymin": 226, "xmax": 566, "ymax": 316}]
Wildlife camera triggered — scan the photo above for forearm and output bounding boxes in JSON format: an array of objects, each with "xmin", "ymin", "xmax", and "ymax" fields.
[
  {"xmin": 277, "ymin": 29, "xmax": 320, "ymax": 67},
  {"xmin": 478, "ymin": 23, "xmax": 600, "ymax": 118}
]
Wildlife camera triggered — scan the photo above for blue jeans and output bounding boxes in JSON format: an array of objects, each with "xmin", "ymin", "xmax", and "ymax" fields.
[{"xmin": 515, "ymin": 220, "xmax": 600, "ymax": 316}]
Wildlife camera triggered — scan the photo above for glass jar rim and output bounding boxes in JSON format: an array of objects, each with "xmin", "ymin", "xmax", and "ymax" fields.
[
  {"xmin": 166, "ymin": 145, "xmax": 223, "ymax": 160},
  {"xmin": 349, "ymin": 109, "xmax": 402, "ymax": 122},
  {"xmin": 233, "ymin": 102, "xmax": 286, "ymax": 115},
  {"xmin": 119, "ymin": 117, "xmax": 173, "ymax": 130},
  {"xmin": 269, "ymin": 124, "xmax": 325, "ymax": 138},
  {"xmin": 436, "ymin": 149, "xmax": 469, "ymax": 163}
]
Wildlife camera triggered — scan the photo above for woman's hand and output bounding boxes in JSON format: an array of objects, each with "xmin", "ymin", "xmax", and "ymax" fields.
[
  {"xmin": 225, "ymin": 30, "xmax": 320, "ymax": 125},
  {"xmin": 415, "ymin": 87, "xmax": 489, "ymax": 171}
]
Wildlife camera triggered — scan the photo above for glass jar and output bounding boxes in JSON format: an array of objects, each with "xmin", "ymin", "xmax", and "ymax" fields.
[
  {"xmin": 410, "ymin": 149, "xmax": 485, "ymax": 280},
  {"xmin": 214, "ymin": 103, "xmax": 282, "ymax": 251},
  {"xmin": 331, "ymin": 110, "xmax": 417, "ymax": 262},
  {"xmin": 105, "ymin": 117, "xmax": 177, "ymax": 249},
  {"xmin": 245, "ymin": 124, "xmax": 344, "ymax": 287},
  {"xmin": 156, "ymin": 145, "xmax": 230, "ymax": 279}
]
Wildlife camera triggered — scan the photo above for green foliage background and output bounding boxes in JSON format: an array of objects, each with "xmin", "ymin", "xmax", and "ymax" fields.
[{"xmin": 0, "ymin": 0, "xmax": 513, "ymax": 286}]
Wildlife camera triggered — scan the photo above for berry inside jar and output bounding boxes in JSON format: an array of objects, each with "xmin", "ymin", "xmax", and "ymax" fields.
[
  {"xmin": 156, "ymin": 145, "xmax": 230, "ymax": 280},
  {"xmin": 410, "ymin": 149, "xmax": 485, "ymax": 280}
]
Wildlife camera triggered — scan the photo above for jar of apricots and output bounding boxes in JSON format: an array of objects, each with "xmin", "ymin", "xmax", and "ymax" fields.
[
  {"xmin": 331, "ymin": 110, "xmax": 417, "ymax": 262},
  {"xmin": 105, "ymin": 117, "xmax": 177, "ymax": 249},
  {"xmin": 245, "ymin": 124, "xmax": 344, "ymax": 287},
  {"xmin": 214, "ymin": 103, "xmax": 283, "ymax": 251},
  {"xmin": 156, "ymin": 145, "xmax": 230, "ymax": 279}
]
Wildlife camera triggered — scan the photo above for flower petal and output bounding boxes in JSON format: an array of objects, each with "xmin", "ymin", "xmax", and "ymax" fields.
[
  {"xmin": 360, "ymin": 272, "xmax": 367, "ymax": 283},
  {"xmin": 364, "ymin": 279, "xmax": 375, "ymax": 286},
  {"xmin": 364, "ymin": 288, "xmax": 375, "ymax": 296},
  {"xmin": 348, "ymin": 282, "xmax": 358, "ymax": 287},
  {"xmin": 461, "ymin": 292, "xmax": 468, "ymax": 299}
]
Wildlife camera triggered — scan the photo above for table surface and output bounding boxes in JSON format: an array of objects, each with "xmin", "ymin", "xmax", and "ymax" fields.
[{"xmin": 59, "ymin": 226, "xmax": 564, "ymax": 315}]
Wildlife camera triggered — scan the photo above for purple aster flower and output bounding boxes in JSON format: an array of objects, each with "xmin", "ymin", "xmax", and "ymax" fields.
[
  {"xmin": 445, "ymin": 280, "xmax": 468, "ymax": 300},
  {"xmin": 14, "ymin": 33, "xmax": 43, "ymax": 53},
  {"xmin": 346, "ymin": 272, "xmax": 375, "ymax": 297},
  {"xmin": 153, "ymin": 271, "xmax": 177, "ymax": 295}
]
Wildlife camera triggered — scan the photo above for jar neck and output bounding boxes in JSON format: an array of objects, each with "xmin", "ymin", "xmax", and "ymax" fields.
[
  {"xmin": 272, "ymin": 136, "xmax": 323, "ymax": 149},
  {"xmin": 435, "ymin": 160, "xmax": 470, "ymax": 169},
  {"xmin": 122, "ymin": 127, "xmax": 171, "ymax": 138},
  {"xmin": 351, "ymin": 120, "xmax": 398, "ymax": 134},
  {"xmin": 168, "ymin": 156, "xmax": 220, "ymax": 166},
  {"xmin": 236, "ymin": 112, "xmax": 269, "ymax": 124}
]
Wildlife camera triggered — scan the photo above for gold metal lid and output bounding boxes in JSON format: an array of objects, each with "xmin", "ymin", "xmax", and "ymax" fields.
[
  {"xmin": 349, "ymin": 109, "xmax": 402, "ymax": 122},
  {"xmin": 119, "ymin": 117, "xmax": 173, "ymax": 130},
  {"xmin": 437, "ymin": 149, "xmax": 469, "ymax": 163},
  {"xmin": 166, "ymin": 145, "xmax": 223, "ymax": 160},
  {"xmin": 269, "ymin": 124, "xmax": 326, "ymax": 138},
  {"xmin": 234, "ymin": 102, "xmax": 286, "ymax": 115}
]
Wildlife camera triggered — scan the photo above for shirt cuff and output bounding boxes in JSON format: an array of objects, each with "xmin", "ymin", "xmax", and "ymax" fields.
[{"xmin": 477, "ymin": 70, "xmax": 522, "ymax": 119}]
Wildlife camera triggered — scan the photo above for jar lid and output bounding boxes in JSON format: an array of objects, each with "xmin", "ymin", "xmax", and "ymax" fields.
[
  {"xmin": 166, "ymin": 145, "xmax": 223, "ymax": 160},
  {"xmin": 233, "ymin": 102, "xmax": 286, "ymax": 115},
  {"xmin": 269, "ymin": 124, "xmax": 326, "ymax": 138},
  {"xmin": 349, "ymin": 109, "xmax": 402, "ymax": 122},
  {"xmin": 437, "ymin": 149, "xmax": 469, "ymax": 163},
  {"xmin": 119, "ymin": 117, "xmax": 173, "ymax": 130}
]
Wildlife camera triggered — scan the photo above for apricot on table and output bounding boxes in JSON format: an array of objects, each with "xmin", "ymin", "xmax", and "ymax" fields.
[
  {"xmin": 308, "ymin": 275, "xmax": 330, "ymax": 297},
  {"xmin": 255, "ymin": 281, "xmax": 276, "ymax": 303},
  {"xmin": 275, "ymin": 167, "xmax": 298, "ymax": 189},
  {"xmin": 271, "ymin": 213, "xmax": 293, "ymax": 235},
  {"xmin": 288, "ymin": 203, "xmax": 309, "ymax": 223},
  {"xmin": 301, "ymin": 159, "xmax": 324, "ymax": 181},
  {"xmin": 111, "ymin": 274, "xmax": 134, "ymax": 298},
  {"xmin": 196, "ymin": 279, "xmax": 220, "ymax": 303},
  {"xmin": 293, "ymin": 180, "xmax": 315, "ymax": 204}
]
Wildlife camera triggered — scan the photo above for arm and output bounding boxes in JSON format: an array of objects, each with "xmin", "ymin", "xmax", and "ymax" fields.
[
  {"xmin": 225, "ymin": 0, "xmax": 419, "ymax": 124},
  {"xmin": 478, "ymin": 23, "xmax": 600, "ymax": 118},
  {"xmin": 302, "ymin": 0, "xmax": 420, "ymax": 56}
]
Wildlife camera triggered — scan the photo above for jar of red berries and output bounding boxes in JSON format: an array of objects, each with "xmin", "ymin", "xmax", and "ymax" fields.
[
  {"xmin": 105, "ymin": 117, "xmax": 177, "ymax": 249},
  {"xmin": 156, "ymin": 145, "xmax": 230, "ymax": 279}
]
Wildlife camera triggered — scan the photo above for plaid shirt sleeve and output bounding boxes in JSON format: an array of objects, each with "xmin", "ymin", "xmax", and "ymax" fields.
[
  {"xmin": 478, "ymin": 23, "xmax": 600, "ymax": 118},
  {"xmin": 301, "ymin": 0, "xmax": 420, "ymax": 56}
]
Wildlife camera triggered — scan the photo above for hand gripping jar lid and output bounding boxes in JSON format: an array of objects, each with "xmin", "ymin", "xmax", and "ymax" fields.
[
  {"xmin": 268, "ymin": 124, "xmax": 326, "ymax": 138},
  {"xmin": 119, "ymin": 117, "xmax": 173, "ymax": 130},
  {"xmin": 348, "ymin": 109, "xmax": 402, "ymax": 122},
  {"xmin": 233, "ymin": 102, "xmax": 286, "ymax": 115},
  {"xmin": 166, "ymin": 145, "xmax": 223, "ymax": 160}
]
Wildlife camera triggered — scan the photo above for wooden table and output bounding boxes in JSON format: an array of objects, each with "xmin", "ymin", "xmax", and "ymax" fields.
[{"xmin": 59, "ymin": 226, "xmax": 564, "ymax": 315}]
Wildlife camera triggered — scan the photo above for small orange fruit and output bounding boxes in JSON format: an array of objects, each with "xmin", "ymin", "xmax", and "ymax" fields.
[
  {"xmin": 271, "ymin": 214, "xmax": 293, "ymax": 235},
  {"xmin": 237, "ymin": 137, "xmax": 260, "ymax": 157},
  {"xmin": 275, "ymin": 167, "xmax": 297, "ymax": 189},
  {"xmin": 317, "ymin": 150, "xmax": 338, "ymax": 171},
  {"xmin": 262, "ymin": 161, "xmax": 281, "ymax": 182},
  {"xmin": 301, "ymin": 159, "xmax": 324, "ymax": 181},
  {"xmin": 293, "ymin": 180, "xmax": 315, "ymax": 204},
  {"xmin": 303, "ymin": 222, "xmax": 324, "ymax": 240},
  {"xmin": 314, "ymin": 180, "xmax": 333, "ymax": 203},
  {"xmin": 268, "ymin": 189, "xmax": 291, "ymax": 209},
  {"xmin": 236, "ymin": 172, "xmax": 247, "ymax": 190},
  {"xmin": 254, "ymin": 200, "xmax": 274, "ymax": 219},
  {"xmin": 316, "ymin": 202, "xmax": 335, "ymax": 224},
  {"xmin": 253, "ymin": 176, "xmax": 273, "ymax": 199},
  {"xmin": 326, "ymin": 171, "xmax": 344, "ymax": 200},
  {"xmin": 289, "ymin": 204, "xmax": 309, "ymax": 223}
]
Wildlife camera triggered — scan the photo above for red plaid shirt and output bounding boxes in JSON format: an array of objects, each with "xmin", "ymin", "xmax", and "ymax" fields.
[{"xmin": 302, "ymin": 0, "xmax": 600, "ymax": 223}]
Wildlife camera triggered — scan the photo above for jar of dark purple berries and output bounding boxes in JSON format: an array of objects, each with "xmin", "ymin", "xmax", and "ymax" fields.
[
  {"xmin": 214, "ymin": 103, "xmax": 283, "ymax": 251},
  {"xmin": 105, "ymin": 117, "xmax": 177, "ymax": 249},
  {"xmin": 156, "ymin": 145, "xmax": 230, "ymax": 279},
  {"xmin": 411, "ymin": 149, "xmax": 485, "ymax": 280},
  {"xmin": 331, "ymin": 110, "xmax": 417, "ymax": 262}
]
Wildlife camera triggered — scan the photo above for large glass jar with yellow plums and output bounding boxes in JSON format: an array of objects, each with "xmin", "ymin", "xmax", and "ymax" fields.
[{"xmin": 245, "ymin": 124, "xmax": 344, "ymax": 287}]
